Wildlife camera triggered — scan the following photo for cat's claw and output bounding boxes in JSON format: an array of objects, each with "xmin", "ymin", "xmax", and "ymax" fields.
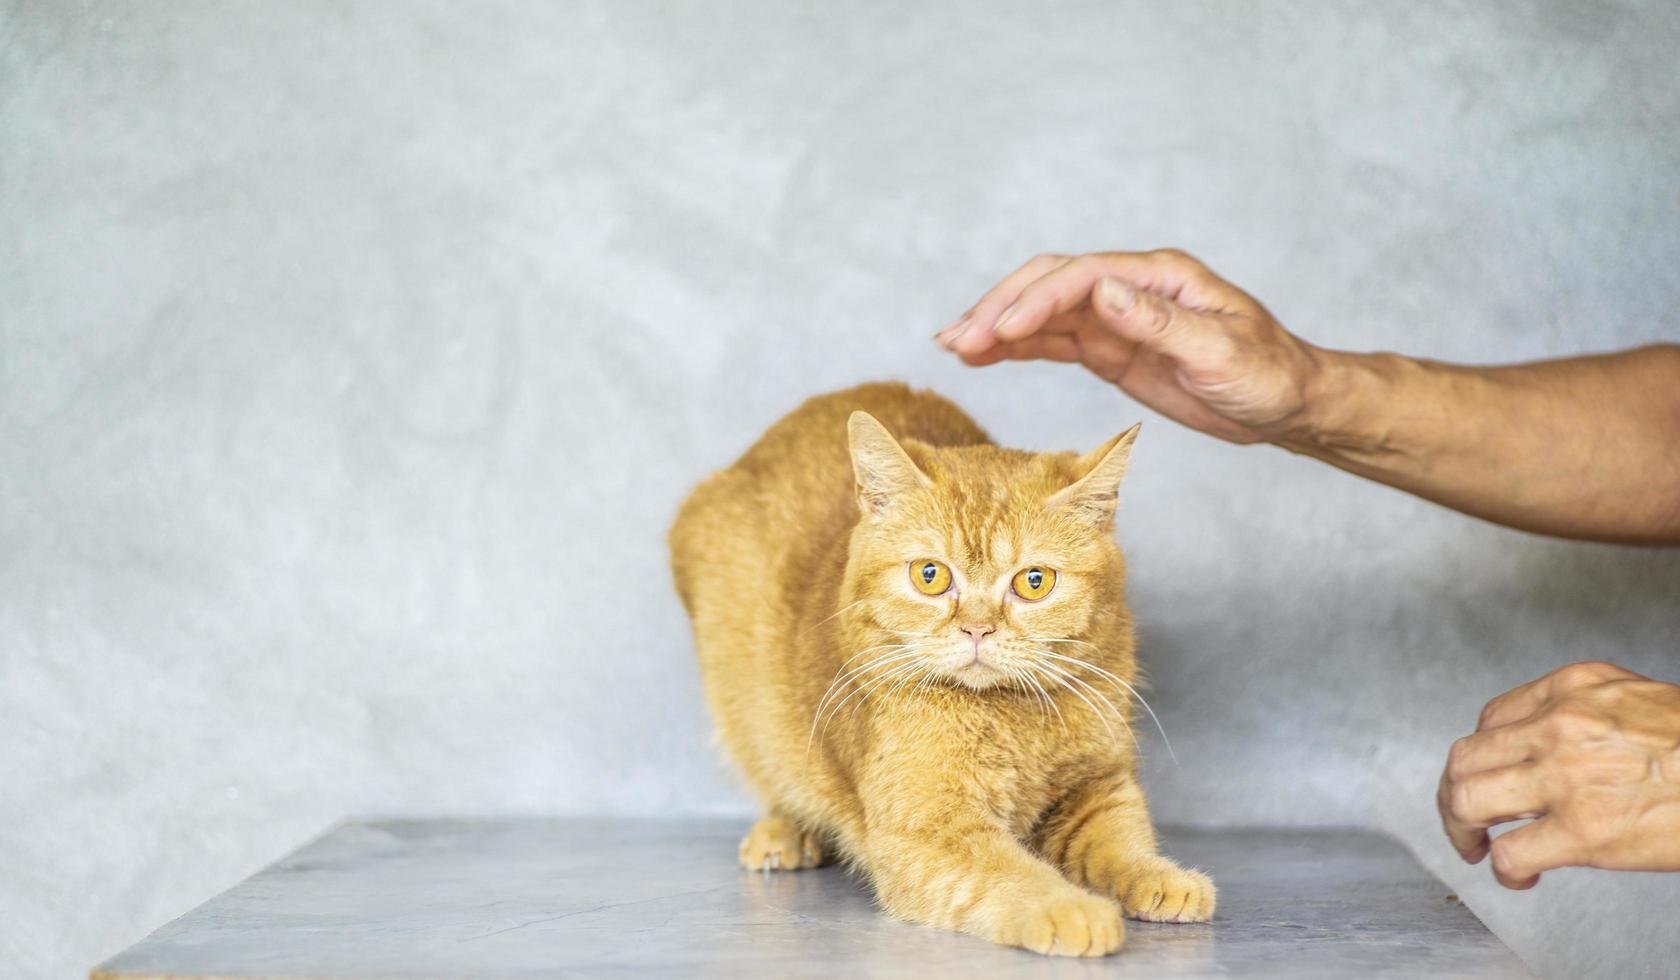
[{"xmin": 1111, "ymin": 859, "xmax": 1217, "ymax": 922}]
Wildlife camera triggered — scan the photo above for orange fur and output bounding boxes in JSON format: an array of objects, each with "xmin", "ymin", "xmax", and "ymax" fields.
[{"xmin": 670, "ymin": 382, "xmax": 1214, "ymax": 956}]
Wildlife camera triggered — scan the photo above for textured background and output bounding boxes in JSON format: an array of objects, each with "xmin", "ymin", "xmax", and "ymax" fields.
[{"xmin": 3, "ymin": 2, "xmax": 1679, "ymax": 977}]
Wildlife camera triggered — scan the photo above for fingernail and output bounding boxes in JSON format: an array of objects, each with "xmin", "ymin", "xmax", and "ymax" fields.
[
  {"xmin": 936, "ymin": 313, "xmax": 972, "ymax": 345},
  {"xmin": 1099, "ymin": 277, "xmax": 1136, "ymax": 313}
]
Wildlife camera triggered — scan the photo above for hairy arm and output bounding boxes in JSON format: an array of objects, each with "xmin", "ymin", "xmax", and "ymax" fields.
[{"xmin": 936, "ymin": 250, "xmax": 1680, "ymax": 544}]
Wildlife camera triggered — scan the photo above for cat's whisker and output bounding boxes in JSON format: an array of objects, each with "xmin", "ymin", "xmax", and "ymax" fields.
[
  {"xmin": 824, "ymin": 643, "xmax": 928, "ymax": 687},
  {"xmin": 1023, "ymin": 664, "xmax": 1069, "ymax": 731},
  {"xmin": 801, "ymin": 598, "xmax": 870, "ymax": 635},
  {"xmin": 1028, "ymin": 659, "xmax": 1133, "ymax": 748},
  {"xmin": 812, "ymin": 649, "xmax": 929, "ymax": 726},
  {"xmin": 998, "ymin": 664, "xmax": 1027, "ymax": 705},
  {"xmin": 1032, "ymin": 658, "xmax": 1144, "ymax": 759},
  {"xmin": 1027, "ymin": 658, "xmax": 1113, "ymax": 730},
  {"xmin": 909, "ymin": 657, "xmax": 958, "ymax": 697},
  {"xmin": 880, "ymin": 662, "xmax": 931, "ymax": 703},
  {"xmin": 851, "ymin": 655, "xmax": 941, "ymax": 713},
  {"xmin": 1014, "ymin": 662, "xmax": 1068, "ymax": 732},
  {"xmin": 815, "ymin": 658, "xmax": 928, "ymax": 744},
  {"xmin": 808, "ymin": 648, "xmax": 930, "ymax": 744},
  {"xmin": 810, "ymin": 655, "xmax": 928, "ymax": 746},
  {"xmin": 1003, "ymin": 665, "xmax": 1044, "ymax": 720},
  {"xmin": 1010, "ymin": 664, "xmax": 1063, "ymax": 729},
  {"xmin": 813, "ymin": 654, "xmax": 910, "ymax": 720},
  {"xmin": 1032, "ymin": 648, "xmax": 1177, "ymax": 766},
  {"xmin": 832, "ymin": 642, "xmax": 923, "ymax": 675},
  {"xmin": 821, "ymin": 635, "xmax": 942, "ymax": 702},
  {"xmin": 1030, "ymin": 657, "xmax": 1131, "ymax": 727}
]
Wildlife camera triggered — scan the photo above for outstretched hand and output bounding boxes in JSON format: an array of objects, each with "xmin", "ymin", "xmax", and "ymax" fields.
[{"xmin": 936, "ymin": 250, "xmax": 1330, "ymax": 445}]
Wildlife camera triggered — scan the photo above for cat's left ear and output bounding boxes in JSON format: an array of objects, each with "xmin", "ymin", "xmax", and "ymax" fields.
[
  {"xmin": 1046, "ymin": 423, "xmax": 1141, "ymax": 527},
  {"xmin": 848, "ymin": 411, "xmax": 930, "ymax": 515}
]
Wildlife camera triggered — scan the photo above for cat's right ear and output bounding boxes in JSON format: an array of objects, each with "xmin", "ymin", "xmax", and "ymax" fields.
[
  {"xmin": 848, "ymin": 412, "xmax": 929, "ymax": 515},
  {"xmin": 1045, "ymin": 422, "xmax": 1141, "ymax": 527}
]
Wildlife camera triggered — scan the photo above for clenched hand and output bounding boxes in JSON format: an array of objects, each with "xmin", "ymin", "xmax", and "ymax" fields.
[{"xmin": 1438, "ymin": 661, "xmax": 1680, "ymax": 888}]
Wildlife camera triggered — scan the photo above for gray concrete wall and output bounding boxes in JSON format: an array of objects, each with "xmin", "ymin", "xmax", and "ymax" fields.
[{"xmin": 3, "ymin": 2, "xmax": 1677, "ymax": 977}]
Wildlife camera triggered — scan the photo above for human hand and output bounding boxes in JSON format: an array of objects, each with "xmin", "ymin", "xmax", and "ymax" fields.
[
  {"xmin": 1437, "ymin": 661, "xmax": 1680, "ymax": 888},
  {"xmin": 934, "ymin": 250, "xmax": 1331, "ymax": 445}
]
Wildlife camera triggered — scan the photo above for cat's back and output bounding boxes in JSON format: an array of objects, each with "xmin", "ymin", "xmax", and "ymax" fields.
[{"xmin": 670, "ymin": 382, "xmax": 989, "ymax": 607}]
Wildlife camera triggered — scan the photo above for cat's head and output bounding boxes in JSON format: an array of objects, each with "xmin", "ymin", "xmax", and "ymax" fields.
[{"xmin": 841, "ymin": 411, "xmax": 1139, "ymax": 693}]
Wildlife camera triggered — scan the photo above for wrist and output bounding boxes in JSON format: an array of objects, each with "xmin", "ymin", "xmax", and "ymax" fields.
[{"xmin": 1273, "ymin": 348, "xmax": 1409, "ymax": 460}]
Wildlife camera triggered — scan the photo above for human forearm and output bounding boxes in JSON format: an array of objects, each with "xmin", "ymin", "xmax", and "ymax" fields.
[{"xmin": 1285, "ymin": 344, "xmax": 1680, "ymax": 544}]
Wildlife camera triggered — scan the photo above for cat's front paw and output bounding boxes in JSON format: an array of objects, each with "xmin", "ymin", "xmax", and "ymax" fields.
[
  {"xmin": 738, "ymin": 814, "xmax": 826, "ymax": 871},
  {"xmin": 1109, "ymin": 856, "xmax": 1216, "ymax": 922},
  {"xmin": 996, "ymin": 889, "xmax": 1125, "ymax": 957}
]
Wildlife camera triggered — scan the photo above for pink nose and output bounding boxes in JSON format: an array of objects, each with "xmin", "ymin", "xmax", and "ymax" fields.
[{"xmin": 960, "ymin": 624, "xmax": 996, "ymax": 641}]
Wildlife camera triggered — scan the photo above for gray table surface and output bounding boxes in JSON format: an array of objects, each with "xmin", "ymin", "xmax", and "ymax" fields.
[{"xmin": 94, "ymin": 818, "xmax": 1530, "ymax": 979}]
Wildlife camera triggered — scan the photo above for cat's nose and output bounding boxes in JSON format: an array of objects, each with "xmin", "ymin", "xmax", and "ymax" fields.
[{"xmin": 960, "ymin": 623, "xmax": 996, "ymax": 641}]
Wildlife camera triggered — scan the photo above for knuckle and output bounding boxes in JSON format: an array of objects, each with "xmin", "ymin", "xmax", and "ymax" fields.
[
  {"xmin": 1553, "ymin": 662, "xmax": 1598, "ymax": 686},
  {"xmin": 1488, "ymin": 836, "xmax": 1520, "ymax": 877},
  {"xmin": 1141, "ymin": 299, "xmax": 1174, "ymax": 335},
  {"xmin": 1544, "ymin": 701, "xmax": 1604, "ymax": 736},
  {"xmin": 1135, "ymin": 295, "xmax": 1176, "ymax": 332},
  {"xmin": 1060, "ymin": 254, "xmax": 1104, "ymax": 284},
  {"xmin": 1448, "ymin": 781, "xmax": 1477, "ymax": 820},
  {"xmin": 1446, "ymin": 737, "xmax": 1476, "ymax": 779},
  {"xmin": 1555, "ymin": 660, "xmax": 1620, "ymax": 688}
]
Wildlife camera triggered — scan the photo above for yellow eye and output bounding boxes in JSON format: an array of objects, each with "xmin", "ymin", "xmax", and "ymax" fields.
[
  {"xmin": 1012, "ymin": 566, "xmax": 1056, "ymax": 601},
  {"xmin": 909, "ymin": 559, "xmax": 952, "ymax": 596}
]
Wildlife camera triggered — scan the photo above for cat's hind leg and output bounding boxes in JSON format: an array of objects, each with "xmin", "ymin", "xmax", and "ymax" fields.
[
  {"xmin": 1038, "ymin": 775, "xmax": 1216, "ymax": 923},
  {"xmin": 738, "ymin": 812, "xmax": 828, "ymax": 871}
]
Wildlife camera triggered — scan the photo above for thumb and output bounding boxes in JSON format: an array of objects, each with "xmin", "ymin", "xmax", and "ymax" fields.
[{"xmin": 1096, "ymin": 276, "xmax": 1234, "ymax": 369}]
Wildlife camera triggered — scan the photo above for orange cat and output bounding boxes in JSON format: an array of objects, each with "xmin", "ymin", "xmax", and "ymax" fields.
[{"xmin": 669, "ymin": 382, "xmax": 1214, "ymax": 956}]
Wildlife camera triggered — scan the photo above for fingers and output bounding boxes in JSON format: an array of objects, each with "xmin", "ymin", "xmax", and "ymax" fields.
[
  {"xmin": 1072, "ymin": 249, "xmax": 1234, "ymax": 309},
  {"xmin": 937, "ymin": 253, "xmax": 1069, "ymax": 351},
  {"xmin": 1488, "ymin": 817, "xmax": 1583, "ymax": 889},
  {"xmin": 956, "ymin": 334, "xmax": 1084, "ymax": 367},
  {"xmin": 939, "ymin": 249, "xmax": 1239, "ymax": 360},
  {"xmin": 946, "ymin": 257, "xmax": 1239, "ymax": 374},
  {"xmin": 1439, "ymin": 763, "xmax": 1546, "ymax": 862},
  {"xmin": 1439, "ymin": 725, "xmax": 1543, "ymax": 863},
  {"xmin": 989, "ymin": 254, "xmax": 1120, "ymax": 342},
  {"xmin": 1092, "ymin": 277, "xmax": 1237, "ymax": 372},
  {"xmin": 1475, "ymin": 679, "xmax": 1551, "ymax": 733},
  {"xmin": 1446, "ymin": 724, "xmax": 1539, "ymax": 778}
]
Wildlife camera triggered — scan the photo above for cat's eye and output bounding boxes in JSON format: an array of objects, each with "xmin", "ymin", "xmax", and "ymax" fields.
[
  {"xmin": 1011, "ymin": 566, "xmax": 1056, "ymax": 601},
  {"xmin": 909, "ymin": 559, "xmax": 953, "ymax": 596}
]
